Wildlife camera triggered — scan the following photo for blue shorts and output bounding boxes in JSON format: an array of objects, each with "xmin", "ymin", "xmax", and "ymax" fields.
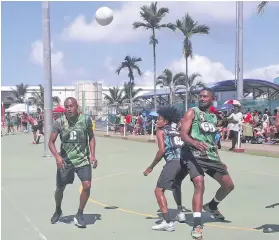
[{"xmin": 215, "ymin": 133, "xmax": 221, "ymax": 142}]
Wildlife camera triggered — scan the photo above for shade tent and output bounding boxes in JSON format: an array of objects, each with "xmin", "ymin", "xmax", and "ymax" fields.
[{"xmin": 5, "ymin": 103, "xmax": 37, "ymax": 113}]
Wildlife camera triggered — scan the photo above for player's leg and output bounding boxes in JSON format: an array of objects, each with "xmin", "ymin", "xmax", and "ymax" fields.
[
  {"xmin": 74, "ymin": 164, "xmax": 92, "ymax": 227},
  {"xmin": 50, "ymin": 167, "xmax": 74, "ymax": 224},
  {"xmin": 186, "ymin": 157, "xmax": 205, "ymax": 240},
  {"xmin": 152, "ymin": 161, "xmax": 184, "ymax": 231},
  {"xmin": 203, "ymin": 162, "xmax": 234, "ymax": 220},
  {"xmin": 172, "ymin": 162, "xmax": 188, "ymax": 222}
]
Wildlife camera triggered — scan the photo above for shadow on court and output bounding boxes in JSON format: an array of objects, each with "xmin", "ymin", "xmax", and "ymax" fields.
[
  {"xmin": 265, "ymin": 203, "xmax": 279, "ymax": 209},
  {"xmin": 145, "ymin": 208, "xmax": 231, "ymax": 225},
  {"xmin": 59, "ymin": 214, "xmax": 102, "ymax": 225},
  {"xmin": 255, "ymin": 224, "xmax": 279, "ymax": 233}
]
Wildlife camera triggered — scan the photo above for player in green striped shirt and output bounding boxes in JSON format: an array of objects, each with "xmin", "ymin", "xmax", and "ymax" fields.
[
  {"xmin": 48, "ymin": 97, "xmax": 98, "ymax": 228},
  {"xmin": 181, "ymin": 88, "xmax": 235, "ymax": 240}
]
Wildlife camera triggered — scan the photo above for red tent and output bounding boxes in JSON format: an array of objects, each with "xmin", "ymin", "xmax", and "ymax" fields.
[{"xmin": 53, "ymin": 106, "xmax": 65, "ymax": 113}]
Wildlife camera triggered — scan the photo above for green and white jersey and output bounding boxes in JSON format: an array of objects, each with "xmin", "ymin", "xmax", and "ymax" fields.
[
  {"xmin": 189, "ymin": 107, "xmax": 220, "ymax": 162},
  {"xmin": 52, "ymin": 114, "xmax": 93, "ymax": 167}
]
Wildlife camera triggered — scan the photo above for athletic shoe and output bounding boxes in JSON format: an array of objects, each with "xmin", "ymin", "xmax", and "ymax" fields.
[
  {"xmin": 191, "ymin": 225, "xmax": 203, "ymax": 239},
  {"xmin": 51, "ymin": 210, "xmax": 62, "ymax": 224},
  {"xmin": 74, "ymin": 212, "xmax": 86, "ymax": 228},
  {"xmin": 176, "ymin": 211, "xmax": 186, "ymax": 222},
  {"xmin": 152, "ymin": 220, "xmax": 175, "ymax": 232},
  {"xmin": 203, "ymin": 203, "xmax": 225, "ymax": 220}
]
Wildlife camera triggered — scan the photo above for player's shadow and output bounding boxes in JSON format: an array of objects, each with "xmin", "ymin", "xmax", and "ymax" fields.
[
  {"xmin": 59, "ymin": 214, "xmax": 102, "ymax": 226},
  {"xmin": 146, "ymin": 208, "xmax": 231, "ymax": 225},
  {"xmin": 104, "ymin": 206, "xmax": 119, "ymax": 210},
  {"xmin": 255, "ymin": 224, "xmax": 279, "ymax": 233},
  {"xmin": 265, "ymin": 203, "xmax": 279, "ymax": 208}
]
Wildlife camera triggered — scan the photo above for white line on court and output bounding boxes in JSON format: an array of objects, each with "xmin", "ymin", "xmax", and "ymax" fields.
[{"xmin": 1, "ymin": 188, "xmax": 48, "ymax": 240}]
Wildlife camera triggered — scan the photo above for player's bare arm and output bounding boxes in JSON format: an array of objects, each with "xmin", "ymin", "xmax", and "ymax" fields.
[
  {"xmin": 48, "ymin": 132, "xmax": 64, "ymax": 168},
  {"xmin": 88, "ymin": 118, "xmax": 97, "ymax": 168},
  {"xmin": 143, "ymin": 129, "xmax": 165, "ymax": 176}
]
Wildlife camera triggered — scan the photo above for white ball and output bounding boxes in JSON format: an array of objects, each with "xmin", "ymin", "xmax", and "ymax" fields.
[{"xmin": 95, "ymin": 7, "xmax": 113, "ymax": 26}]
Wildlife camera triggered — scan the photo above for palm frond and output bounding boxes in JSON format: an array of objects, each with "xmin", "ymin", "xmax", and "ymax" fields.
[
  {"xmin": 257, "ymin": 1, "xmax": 268, "ymax": 14},
  {"xmin": 132, "ymin": 21, "xmax": 152, "ymax": 30}
]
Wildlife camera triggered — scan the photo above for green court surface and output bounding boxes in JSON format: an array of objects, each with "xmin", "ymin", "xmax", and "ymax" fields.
[{"xmin": 1, "ymin": 133, "xmax": 279, "ymax": 240}]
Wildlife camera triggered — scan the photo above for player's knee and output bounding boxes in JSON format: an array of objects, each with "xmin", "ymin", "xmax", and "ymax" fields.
[
  {"xmin": 56, "ymin": 185, "xmax": 66, "ymax": 192},
  {"xmin": 192, "ymin": 176, "xmax": 204, "ymax": 190},
  {"xmin": 154, "ymin": 187, "xmax": 164, "ymax": 195},
  {"xmin": 226, "ymin": 181, "xmax": 235, "ymax": 192},
  {"xmin": 82, "ymin": 181, "xmax": 91, "ymax": 191}
]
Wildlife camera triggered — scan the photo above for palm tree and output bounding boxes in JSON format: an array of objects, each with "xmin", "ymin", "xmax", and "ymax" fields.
[
  {"xmin": 156, "ymin": 69, "xmax": 185, "ymax": 106},
  {"xmin": 7, "ymin": 83, "xmax": 29, "ymax": 103},
  {"xmin": 29, "ymin": 84, "xmax": 61, "ymax": 108},
  {"xmin": 257, "ymin": 1, "xmax": 269, "ymax": 14},
  {"xmin": 122, "ymin": 82, "xmax": 143, "ymax": 105},
  {"xmin": 175, "ymin": 13, "xmax": 210, "ymax": 110},
  {"xmin": 116, "ymin": 56, "xmax": 142, "ymax": 113},
  {"xmin": 133, "ymin": 2, "xmax": 176, "ymax": 111},
  {"xmin": 103, "ymin": 86, "xmax": 125, "ymax": 106},
  {"xmin": 175, "ymin": 73, "xmax": 206, "ymax": 102}
]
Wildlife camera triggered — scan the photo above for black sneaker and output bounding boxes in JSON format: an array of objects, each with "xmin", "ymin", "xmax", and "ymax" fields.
[
  {"xmin": 74, "ymin": 212, "xmax": 86, "ymax": 228},
  {"xmin": 51, "ymin": 210, "xmax": 62, "ymax": 224}
]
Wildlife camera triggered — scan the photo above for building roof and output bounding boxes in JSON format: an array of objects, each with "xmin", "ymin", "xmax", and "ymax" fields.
[{"xmin": 141, "ymin": 79, "xmax": 279, "ymax": 98}]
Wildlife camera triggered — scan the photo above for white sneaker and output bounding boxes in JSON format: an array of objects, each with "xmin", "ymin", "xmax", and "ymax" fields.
[
  {"xmin": 152, "ymin": 220, "xmax": 175, "ymax": 232},
  {"xmin": 176, "ymin": 212, "xmax": 186, "ymax": 222}
]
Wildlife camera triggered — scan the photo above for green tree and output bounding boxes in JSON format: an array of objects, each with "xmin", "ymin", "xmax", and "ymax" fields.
[
  {"xmin": 103, "ymin": 86, "xmax": 125, "ymax": 105},
  {"xmin": 133, "ymin": 2, "xmax": 175, "ymax": 111},
  {"xmin": 257, "ymin": 1, "xmax": 269, "ymax": 14},
  {"xmin": 175, "ymin": 13, "xmax": 210, "ymax": 110},
  {"xmin": 156, "ymin": 69, "xmax": 185, "ymax": 105},
  {"xmin": 29, "ymin": 84, "xmax": 61, "ymax": 108},
  {"xmin": 116, "ymin": 56, "xmax": 142, "ymax": 113},
  {"xmin": 175, "ymin": 73, "xmax": 206, "ymax": 102},
  {"xmin": 122, "ymin": 82, "xmax": 143, "ymax": 105},
  {"xmin": 7, "ymin": 83, "xmax": 29, "ymax": 103}
]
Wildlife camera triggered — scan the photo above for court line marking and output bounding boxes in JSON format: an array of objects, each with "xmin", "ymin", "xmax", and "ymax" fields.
[
  {"xmin": 240, "ymin": 169, "xmax": 279, "ymax": 177},
  {"xmin": 1, "ymin": 188, "xmax": 48, "ymax": 240},
  {"xmin": 81, "ymin": 173, "xmax": 261, "ymax": 233}
]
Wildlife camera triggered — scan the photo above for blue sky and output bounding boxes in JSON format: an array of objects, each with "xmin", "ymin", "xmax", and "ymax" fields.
[{"xmin": 1, "ymin": 1, "xmax": 279, "ymax": 87}]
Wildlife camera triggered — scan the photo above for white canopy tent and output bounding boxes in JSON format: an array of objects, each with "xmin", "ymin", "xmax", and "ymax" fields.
[{"xmin": 5, "ymin": 103, "xmax": 37, "ymax": 113}]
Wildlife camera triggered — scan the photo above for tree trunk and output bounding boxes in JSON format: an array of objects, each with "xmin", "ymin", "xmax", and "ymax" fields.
[
  {"xmin": 169, "ymin": 84, "xmax": 173, "ymax": 106},
  {"xmin": 129, "ymin": 80, "xmax": 133, "ymax": 114},
  {"xmin": 185, "ymin": 37, "xmax": 189, "ymax": 112},
  {"xmin": 152, "ymin": 28, "xmax": 157, "ymax": 111}
]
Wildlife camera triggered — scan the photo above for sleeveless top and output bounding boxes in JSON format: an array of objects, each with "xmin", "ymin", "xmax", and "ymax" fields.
[
  {"xmin": 189, "ymin": 107, "xmax": 220, "ymax": 162},
  {"xmin": 58, "ymin": 114, "xmax": 90, "ymax": 167},
  {"xmin": 162, "ymin": 125, "xmax": 183, "ymax": 162}
]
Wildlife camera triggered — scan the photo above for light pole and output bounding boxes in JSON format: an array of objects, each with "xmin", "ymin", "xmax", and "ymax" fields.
[
  {"xmin": 236, "ymin": 1, "xmax": 244, "ymax": 100},
  {"xmin": 42, "ymin": 1, "xmax": 53, "ymax": 157}
]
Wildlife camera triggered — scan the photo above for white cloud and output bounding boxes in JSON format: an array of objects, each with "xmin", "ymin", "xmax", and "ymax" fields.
[
  {"xmin": 169, "ymin": 55, "xmax": 235, "ymax": 84},
  {"xmin": 30, "ymin": 40, "xmax": 65, "ymax": 74},
  {"xmin": 131, "ymin": 55, "xmax": 279, "ymax": 86},
  {"xmin": 244, "ymin": 64, "xmax": 279, "ymax": 81},
  {"xmin": 62, "ymin": 1, "xmax": 259, "ymax": 43},
  {"xmin": 104, "ymin": 56, "xmax": 117, "ymax": 72}
]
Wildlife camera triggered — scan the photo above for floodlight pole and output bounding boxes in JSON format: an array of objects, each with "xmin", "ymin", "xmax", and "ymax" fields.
[
  {"xmin": 42, "ymin": 1, "xmax": 53, "ymax": 157},
  {"xmin": 236, "ymin": 1, "xmax": 244, "ymax": 100}
]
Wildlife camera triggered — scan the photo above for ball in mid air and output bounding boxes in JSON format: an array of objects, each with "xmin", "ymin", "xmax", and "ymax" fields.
[{"xmin": 95, "ymin": 6, "xmax": 113, "ymax": 26}]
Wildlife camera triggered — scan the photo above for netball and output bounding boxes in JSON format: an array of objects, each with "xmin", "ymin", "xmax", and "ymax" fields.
[{"xmin": 95, "ymin": 6, "xmax": 113, "ymax": 26}]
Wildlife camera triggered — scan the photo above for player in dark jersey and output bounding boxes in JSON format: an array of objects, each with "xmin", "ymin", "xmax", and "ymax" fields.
[
  {"xmin": 143, "ymin": 107, "xmax": 188, "ymax": 232},
  {"xmin": 35, "ymin": 108, "xmax": 44, "ymax": 144},
  {"xmin": 48, "ymin": 97, "xmax": 98, "ymax": 228},
  {"xmin": 181, "ymin": 88, "xmax": 234, "ymax": 240}
]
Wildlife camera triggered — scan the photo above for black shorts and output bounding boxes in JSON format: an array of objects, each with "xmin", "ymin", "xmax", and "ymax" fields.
[
  {"xmin": 32, "ymin": 125, "xmax": 38, "ymax": 132},
  {"xmin": 181, "ymin": 147, "xmax": 228, "ymax": 180},
  {"xmin": 56, "ymin": 164, "xmax": 92, "ymax": 188},
  {"xmin": 156, "ymin": 160, "xmax": 188, "ymax": 190}
]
